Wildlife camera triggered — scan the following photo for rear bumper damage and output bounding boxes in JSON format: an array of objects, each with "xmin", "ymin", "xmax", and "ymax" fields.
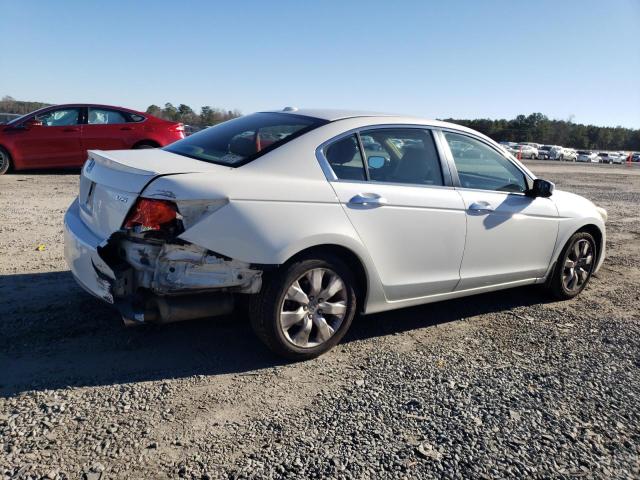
[{"xmin": 64, "ymin": 199, "xmax": 263, "ymax": 325}]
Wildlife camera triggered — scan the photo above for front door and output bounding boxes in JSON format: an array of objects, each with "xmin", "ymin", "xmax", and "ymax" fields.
[
  {"xmin": 323, "ymin": 128, "xmax": 467, "ymax": 301},
  {"xmin": 14, "ymin": 107, "xmax": 84, "ymax": 168},
  {"xmin": 442, "ymin": 131, "xmax": 559, "ymax": 290}
]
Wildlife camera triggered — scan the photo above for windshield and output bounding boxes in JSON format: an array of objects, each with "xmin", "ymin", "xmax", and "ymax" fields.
[{"xmin": 164, "ymin": 112, "xmax": 327, "ymax": 166}]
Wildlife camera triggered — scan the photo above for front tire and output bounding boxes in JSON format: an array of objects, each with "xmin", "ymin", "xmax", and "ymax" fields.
[
  {"xmin": 248, "ymin": 254, "xmax": 357, "ymax": 360},
  {"xmin": 0, "ymin": 147, "xmax": 12, "ymax": 175},
  {"xmin": 547, "ymin": 231, "xmax": 597, "ymax": 300}
]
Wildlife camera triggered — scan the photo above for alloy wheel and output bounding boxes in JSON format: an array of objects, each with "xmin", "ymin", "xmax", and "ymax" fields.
[
  {"xmin": 279, "ymin": 268, "xmax": 348, "ymax": 348},
  {"xmin": 562, "ymin": 239, "xmax": 594, "ymax": 292}
]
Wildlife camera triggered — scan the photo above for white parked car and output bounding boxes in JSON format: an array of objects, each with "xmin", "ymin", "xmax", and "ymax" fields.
[
  {"xmin": 514, "ymin": 144, "xmax": 539, "ymax": 159},
  {"xmin": 576, "ymin": 150, "xmax": 599, "ymax": 162},
  {"xmin": 64, "ymin": 109, "xmax": 607, "ymax": 359}
]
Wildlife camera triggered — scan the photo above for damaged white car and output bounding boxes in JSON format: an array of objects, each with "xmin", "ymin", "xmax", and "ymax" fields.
[{"xmin": 64, "ymin": 109, "xmax": 607, "ymax": 359}]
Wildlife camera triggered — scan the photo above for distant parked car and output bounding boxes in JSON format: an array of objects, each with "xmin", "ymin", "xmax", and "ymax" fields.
[
  {"xmin": 597, "ymin": 152, "xmax": 614, "ymax": 164},
  {"xmin": 0, "ymin": 104, "xmax": 185, "ymax": 174},
  {"xmin": 549, "ymin": 146, "xmax": 564, "ymax": 160},
  {"xmin": 610, "ymin": 153, "xmax": 623, "ymax": 165},
  {"xmin": 562, "ymin": 148, "xmax": 577, "ymax": 162},
  {"xmin": 513, "ymin": 144, "xmax": 538, "ymax": 159},
  {"xmin": 538, "ymin": 145, "xmax": 553, "ymax": 160},
  {"xmin": 520, "ymin": 142, "xmax": 543, "ymax": 149},
  {"xmin": 632, "ymin": 152, "xmax": 640, "ymax": 162},
  {"xmin": 576, "ymin": 150, "xmax": 598, "ymax": 163}
]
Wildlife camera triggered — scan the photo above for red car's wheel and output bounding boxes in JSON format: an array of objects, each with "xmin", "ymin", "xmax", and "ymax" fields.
[{"xmin": 0, "ymin": 147, "xmax": 12, "ymax": 175}]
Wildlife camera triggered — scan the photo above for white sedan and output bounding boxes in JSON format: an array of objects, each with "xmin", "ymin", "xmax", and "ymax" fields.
[{"xmin": 64, "ymin": 109, "xmax": 607, "ymax": 359}]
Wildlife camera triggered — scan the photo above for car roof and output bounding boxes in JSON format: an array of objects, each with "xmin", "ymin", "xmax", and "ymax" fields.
[
  {"xmin": 260, "ymin": 108, "xmax": 480, "ymax": 133},
  {"xmin": 260, "ymin": 108, "xmax": 400, "ymax": 121},
  {"xmin": 33, "ymin": 103, "xmax": 145, "ymax": 114}
]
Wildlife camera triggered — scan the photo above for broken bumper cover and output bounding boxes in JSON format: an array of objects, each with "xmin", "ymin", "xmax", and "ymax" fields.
[{"xmin": 64, "ymin": 199, "xmax": 116, "ymax": 303}]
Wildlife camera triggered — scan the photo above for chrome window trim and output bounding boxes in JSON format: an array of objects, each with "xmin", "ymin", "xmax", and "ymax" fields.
[{"xmin": 315, "ymin": 124, "xmax": 454, "ymax": 188}]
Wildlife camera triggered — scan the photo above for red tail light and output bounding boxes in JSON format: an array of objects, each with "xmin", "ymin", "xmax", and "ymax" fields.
[{"xmin": 123, "ymin": 198, "xmax": 178, "ymax": 231}]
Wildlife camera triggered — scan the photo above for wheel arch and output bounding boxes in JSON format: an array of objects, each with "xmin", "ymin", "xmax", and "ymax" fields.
[
  {"xmin": 576, "ymin": 223, "xmax": 604, "ymax": 264},
  {"xmin": 283, "ymin": 243, "xmax": 370, "ymax": 312}
]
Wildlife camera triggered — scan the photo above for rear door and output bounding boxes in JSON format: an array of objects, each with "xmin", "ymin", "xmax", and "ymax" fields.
[
  {"xmin": 13, "ymin": 107, "xmax": 84, "ymax": 168},
  {"xmin": 441, "ymin": 131, "xmax": 559, "ymax": 290},
  {"xmin": 82, "ymin": 107, "xmax": 136, "ymax": 152},
  {"xmin": 321, "ymin": 127, "xmax": 467, "ymax": 301}
]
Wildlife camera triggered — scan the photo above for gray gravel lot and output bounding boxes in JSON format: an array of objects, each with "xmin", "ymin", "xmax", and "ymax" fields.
[{"xmin": 1, "ymin": 161, "xmax": 639, "ymax": 479}]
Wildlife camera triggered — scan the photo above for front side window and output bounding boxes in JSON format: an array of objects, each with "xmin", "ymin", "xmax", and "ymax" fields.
[
  {"xmin": 445, "ymin": 132, "xmax": 528, "ymax": 193},
  {"xmin": 35, "ymin": 108, "xmax": 80, "ymax": 127},
  {"xmin": 165, "ymin": 112, "xmax": 327, "ymax": 166},
  {"xmin": 360, "ymin": 128, "xmax": 443, "ymax": 186},
  {"xmin": 325, "ymin": 134, "xmax": 366, "ymax": 181},
  {"xmin": 88, "ymin": 108, "xmax": 127, "ymax": 125}
]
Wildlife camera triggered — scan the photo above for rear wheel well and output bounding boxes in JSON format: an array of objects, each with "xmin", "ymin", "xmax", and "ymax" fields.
[
  {"xmin": 285, "ymin": 245, "xmax": 368, "ymax": 309},
  {"xmin": 132, "ymin": 140, "xmax": 160, "ymax": 149}
]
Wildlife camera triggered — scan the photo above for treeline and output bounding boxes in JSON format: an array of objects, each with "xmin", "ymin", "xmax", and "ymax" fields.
[
  {"xmin": 0, "ymin": 95, "xmax": 51, "ymax": 115},
  {"xmin": 442, "ymin": 113, "xmax": 640, "ymax": 151},
  {"xmin": 146, "ymin": 103, "xmax": 241, "ymax": 127}
]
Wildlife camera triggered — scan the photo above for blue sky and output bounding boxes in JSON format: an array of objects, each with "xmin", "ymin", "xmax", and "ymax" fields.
[{"xmin": 1, "ymin": 0, "xmax": 639, "ymax": 128}]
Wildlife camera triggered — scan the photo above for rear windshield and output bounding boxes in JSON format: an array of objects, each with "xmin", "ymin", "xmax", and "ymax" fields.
[{"xmin": 164, "ymin": 112, "xmax": 327, "ymax": 166}]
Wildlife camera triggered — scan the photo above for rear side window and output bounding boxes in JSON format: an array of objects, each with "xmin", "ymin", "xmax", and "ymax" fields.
[
  {"xmin": 325, "ymin": 135, "xmax": 366, "ymax": 181},
  {"xmin": 360, "ymin": 128, "xmax": 444, "ymax": 186},
  {"xmin": 164, "ymin": 112, "xmax": 327, "ymax": 166},
  {"xmin": 88, "ymin": 108, "xmax": 127, "ymax": 125}
]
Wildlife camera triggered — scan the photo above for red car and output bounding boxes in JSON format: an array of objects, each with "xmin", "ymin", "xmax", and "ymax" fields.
[{"xmin": 0, "ymin": 104, "xmax": 185, "ymax": 174}]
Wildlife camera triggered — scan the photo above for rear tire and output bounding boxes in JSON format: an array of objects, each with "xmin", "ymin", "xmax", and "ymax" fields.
[
  {"xmin": 547, "ymin": 231, "xmax": 597, "ymax": 300},
  {"xmin": 248, "ymin": 254, "xmax": 357, "ymax": 360},
  {"xmin": 0, "ymin": 147, "xmax": 12, "ymax": 175}
]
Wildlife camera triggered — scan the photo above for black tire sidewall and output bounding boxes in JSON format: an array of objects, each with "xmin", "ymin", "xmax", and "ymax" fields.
[{"xmin": 256, "ymin": 255, "xmax": 357, "ymax": 360}]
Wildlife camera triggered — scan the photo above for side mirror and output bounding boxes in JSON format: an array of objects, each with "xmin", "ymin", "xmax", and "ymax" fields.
[
  {"xmin": 367, "ymin": 156, "xmax": 385, "ymax": 169},
  {"xmin": 22, "ymin": 118, "xmax": 43, "ymax": 129},
  {"xmin": 528, "ymin": 178, "xmax": 554, "ymax": 198}
]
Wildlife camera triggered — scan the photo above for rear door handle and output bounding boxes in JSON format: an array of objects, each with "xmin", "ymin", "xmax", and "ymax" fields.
[
  {"xmin": 62, "ymin": 127, "xmax": 80, "ymax": 132},
  {"xmin": 120, "ymin": 127, "xmax": 133, "ymax": 131},
  {"xmin": 348, "ymin": 193, "xmax": 388, "ymax": 207},
  {"xmin": 468, "ymin": 201, "xmax": 494, "ymax": 213}
]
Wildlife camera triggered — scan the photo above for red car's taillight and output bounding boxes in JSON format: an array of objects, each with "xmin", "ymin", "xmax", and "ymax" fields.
[{"xmin": 123, "ymin": 198, "xmax": 178, "ymax": 231}]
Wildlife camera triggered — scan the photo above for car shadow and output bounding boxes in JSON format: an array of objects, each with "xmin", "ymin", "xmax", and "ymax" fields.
[{"xmin": 0, "ymin": 270, "xmax": 553, "ymax": 397}]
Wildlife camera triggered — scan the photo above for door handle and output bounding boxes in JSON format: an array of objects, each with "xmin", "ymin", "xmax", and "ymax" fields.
[
  {"xmin": 62, "ymin": 128, "xmax": 80, "ymax": 132},
  {"xmin": 468, "ymin": 201, "xmax": 494, "ymax": 213},
  {"xmin": 348, "ymin": 193, "xmax": 388, "ymax": 207},
  {"xmin": 120, "ymin": 127, "xmax": 133, "ymax": 131}
]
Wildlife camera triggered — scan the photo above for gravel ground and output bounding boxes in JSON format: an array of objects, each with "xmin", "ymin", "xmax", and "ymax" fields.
[{"xmin": 1, "ymin": 162, "xmax": 639, "ymax": 479}]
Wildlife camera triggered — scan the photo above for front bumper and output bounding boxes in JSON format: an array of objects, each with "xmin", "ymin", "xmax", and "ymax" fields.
[{"xmin": 64, "ymin": 199, "xmax": 115, "ymax": 303}]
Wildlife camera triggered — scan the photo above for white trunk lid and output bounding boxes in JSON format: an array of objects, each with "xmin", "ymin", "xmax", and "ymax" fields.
[{"xmin": 78, "ymin": 149, "xmax": 226, "ymax": 239}]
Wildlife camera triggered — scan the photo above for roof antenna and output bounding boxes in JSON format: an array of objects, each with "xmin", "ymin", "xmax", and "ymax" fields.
[{"xmin": 282, "ymin": 106, "xmax": 298, "ymax": 112}]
